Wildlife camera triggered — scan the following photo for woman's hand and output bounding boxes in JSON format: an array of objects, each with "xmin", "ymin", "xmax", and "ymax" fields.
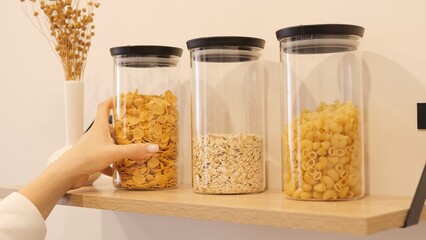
[
  {"xmin": 19, "ymin": 98, "xmax": 159, "ymax": 219},
  {"xmin": 59, "ymin": 98, "xmax": 159, "ymax": 189}
]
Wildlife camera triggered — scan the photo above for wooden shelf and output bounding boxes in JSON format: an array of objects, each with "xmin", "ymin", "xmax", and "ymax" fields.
[{"xmin": 1, "ymin": 183, "xmax": 425, "ymax": 235}]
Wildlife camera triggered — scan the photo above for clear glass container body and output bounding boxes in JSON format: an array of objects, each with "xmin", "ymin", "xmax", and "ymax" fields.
[
  {"xmin": 278, "ymin": 26, "xmax": 365, "ymax": 201},
  {"xmin": 189, "ymin": 41, "xmax": 266, "ymax": 194},
  {"xmin": 111, "ymin": 46, "xmax": 182, "ymax": 190}
]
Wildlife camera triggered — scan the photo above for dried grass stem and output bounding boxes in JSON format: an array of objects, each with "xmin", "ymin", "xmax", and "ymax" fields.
[{"xmin": 20, "ymin": 0, "xmax": 100, "ymax": 81}]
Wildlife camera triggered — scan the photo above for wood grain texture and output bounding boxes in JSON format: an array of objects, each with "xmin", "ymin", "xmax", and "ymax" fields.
[{"xmin": 1, "ymin": 183, "xmax": 424, "ymax": 235}]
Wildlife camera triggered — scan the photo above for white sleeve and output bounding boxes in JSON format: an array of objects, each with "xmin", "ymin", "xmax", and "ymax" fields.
[{"xmin": 0, "ymin": 192, "xmax": 47, "ymax": 240}]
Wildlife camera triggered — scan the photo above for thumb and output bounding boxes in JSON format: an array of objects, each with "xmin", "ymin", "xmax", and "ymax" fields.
[{"xmin": 112, "ymin": 143, "xmax": 160, "ymax": 162}]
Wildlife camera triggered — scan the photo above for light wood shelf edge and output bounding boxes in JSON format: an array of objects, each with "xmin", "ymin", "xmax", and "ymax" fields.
[{"xmin": 1, "ymin": 184, "xmax": 424, "ymax": 235}]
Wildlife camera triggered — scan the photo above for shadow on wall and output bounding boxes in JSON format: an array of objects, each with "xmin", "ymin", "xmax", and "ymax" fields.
[
  {"xmin": 178, "ymin": 78, "xmax": 191, "ymax": 185},
  {"xmin": 263, "ymin": 60, "xmax": 282, "ymax": 189},
  {"xmin": 99, "ymin": 211, "xmax": 426, "ymax": 240},
  {"xmin": 93, "ymin": 53, "xmax": 426, "ymax": 240},
  {"xmin": 362, "ymin": 51, "xmax": 426, "ymax": 195}
]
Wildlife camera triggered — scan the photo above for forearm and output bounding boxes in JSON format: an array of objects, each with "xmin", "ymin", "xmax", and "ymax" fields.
[{"xmin": 18, "ymin": 154, "xmax": 79, "ymax": 220}]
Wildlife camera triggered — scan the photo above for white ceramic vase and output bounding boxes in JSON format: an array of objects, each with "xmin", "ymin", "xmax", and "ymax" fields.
[{"xmin": 64, "ymin": 81, "xmax": 84, "ymax": 146}]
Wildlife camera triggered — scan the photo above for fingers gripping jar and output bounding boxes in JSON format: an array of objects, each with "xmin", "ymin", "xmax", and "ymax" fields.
[
  {"xmin": 110, "ymin": 45, "xmax": 183, "ymax": 190},
  {"xmin": 276, "ymin": 24, "xmax": 365, "ymax": 200},
  {"xmin": 187, "ymin": 36, "xmax": 266, "ymax": 194}
]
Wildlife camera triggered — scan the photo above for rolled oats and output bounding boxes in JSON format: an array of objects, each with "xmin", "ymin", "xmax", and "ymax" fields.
[{"xmin": 192, "ymin": 133, "xmax": 264, "ymax": 194}]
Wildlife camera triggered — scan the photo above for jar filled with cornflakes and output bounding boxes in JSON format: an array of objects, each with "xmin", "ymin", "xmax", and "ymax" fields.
[
  {"xmin": 186, "ymin": 36, "xmax": 266, "ymax": 194},
  {"xmin": 276, "ymin": 24, "xmax": 365, "ymax": 200},
  {"xmin": 110, "ymin": 45, "xmax": 182, "ymax": 190}
]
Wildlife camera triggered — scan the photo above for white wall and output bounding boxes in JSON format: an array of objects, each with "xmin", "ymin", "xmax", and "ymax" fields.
[{"xmin": 1, "ymin": 0, "xmax": 425, "ymax": 239}]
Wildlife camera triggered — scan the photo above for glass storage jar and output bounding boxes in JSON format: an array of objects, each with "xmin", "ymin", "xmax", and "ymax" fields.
[
  {"xmin": 276, "ymin": 24, "xmax": 365, "ymax": 200},
  {"xmin": 187, "ymin": 36, "xmax": 266, "ymax": 194},
  {"xmin": 110, "ymin": 45, "xmax": 182, "ymax": 190}
]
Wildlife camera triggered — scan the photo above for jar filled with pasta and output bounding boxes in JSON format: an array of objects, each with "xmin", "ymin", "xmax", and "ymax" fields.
[
  {"xmin": 276, "ymin": 24, "xmax": 365, "ymax": 200},
  {"xmin": 186, "ymin": 36, "xmax": 266, "ymax": 194},
  {"xmin": 110, "ymin": 45, "xmax": 182, "ymax": 190}
]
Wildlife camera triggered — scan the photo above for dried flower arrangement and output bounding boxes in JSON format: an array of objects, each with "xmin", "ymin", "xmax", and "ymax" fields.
[{"xmin": 19, "ymin": 0, "xmax": 100, "ymax": 81}]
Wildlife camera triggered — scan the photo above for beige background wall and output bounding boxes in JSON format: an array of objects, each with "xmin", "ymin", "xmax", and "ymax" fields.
[{"xmin": 1, "ymin": 0, "xmax": 425, "ymax": 239}]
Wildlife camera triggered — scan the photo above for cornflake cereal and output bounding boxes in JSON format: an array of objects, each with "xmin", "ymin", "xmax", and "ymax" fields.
[
  {"xmin": 282, "ymin": 100, "xmax": 363, "ymax": 200},
  {"xmin": 113, "ymin": 89, "xmax": 179, "ymax": 190},
  {"xmin": 192, "ymin": 133, "xmax": 264, "ymax": 194}
]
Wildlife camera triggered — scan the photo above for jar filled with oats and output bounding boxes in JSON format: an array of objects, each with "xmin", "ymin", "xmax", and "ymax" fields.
[
  {"xmin": 276, "ymin": 24, "xmax": 365, "ymax": 200},
  {"xmin": 186, "ymin": 36, "xmax": 266, "ymax": 194},
  {"xmin": 110, "ymin": 45, "xmax": 182, "ymax": 190}
]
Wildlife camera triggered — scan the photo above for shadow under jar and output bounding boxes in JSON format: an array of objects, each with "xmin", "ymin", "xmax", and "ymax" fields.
[
  {"xmin": 187, "ymin": 36, "xmax": 266, "ymax": 194},
  {"xmin": 110, "ymin": 45, "xmax": 182, "ymax": 190},
  {"xmin": 276, "ymin": 24, "xmax": 366, "ymax": 201}
]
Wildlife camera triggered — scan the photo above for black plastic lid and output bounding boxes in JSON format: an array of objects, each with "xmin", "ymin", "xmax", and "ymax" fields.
[
  {"xmin": 276, "ymin": 24, "xmax": 365, "ymax": 40},
  {"xmin": 110, "ymin": 45, "xmax": 183, "ymax": 57},
  {"xmin": 186, "ymin": 36, "xmax": 266, "ymax": 50}
]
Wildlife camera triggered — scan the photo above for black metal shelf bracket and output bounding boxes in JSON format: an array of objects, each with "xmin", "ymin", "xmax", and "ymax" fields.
[{"xmin": 402, "ymin": 162, "xmax": 426, "ymax": 228}]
